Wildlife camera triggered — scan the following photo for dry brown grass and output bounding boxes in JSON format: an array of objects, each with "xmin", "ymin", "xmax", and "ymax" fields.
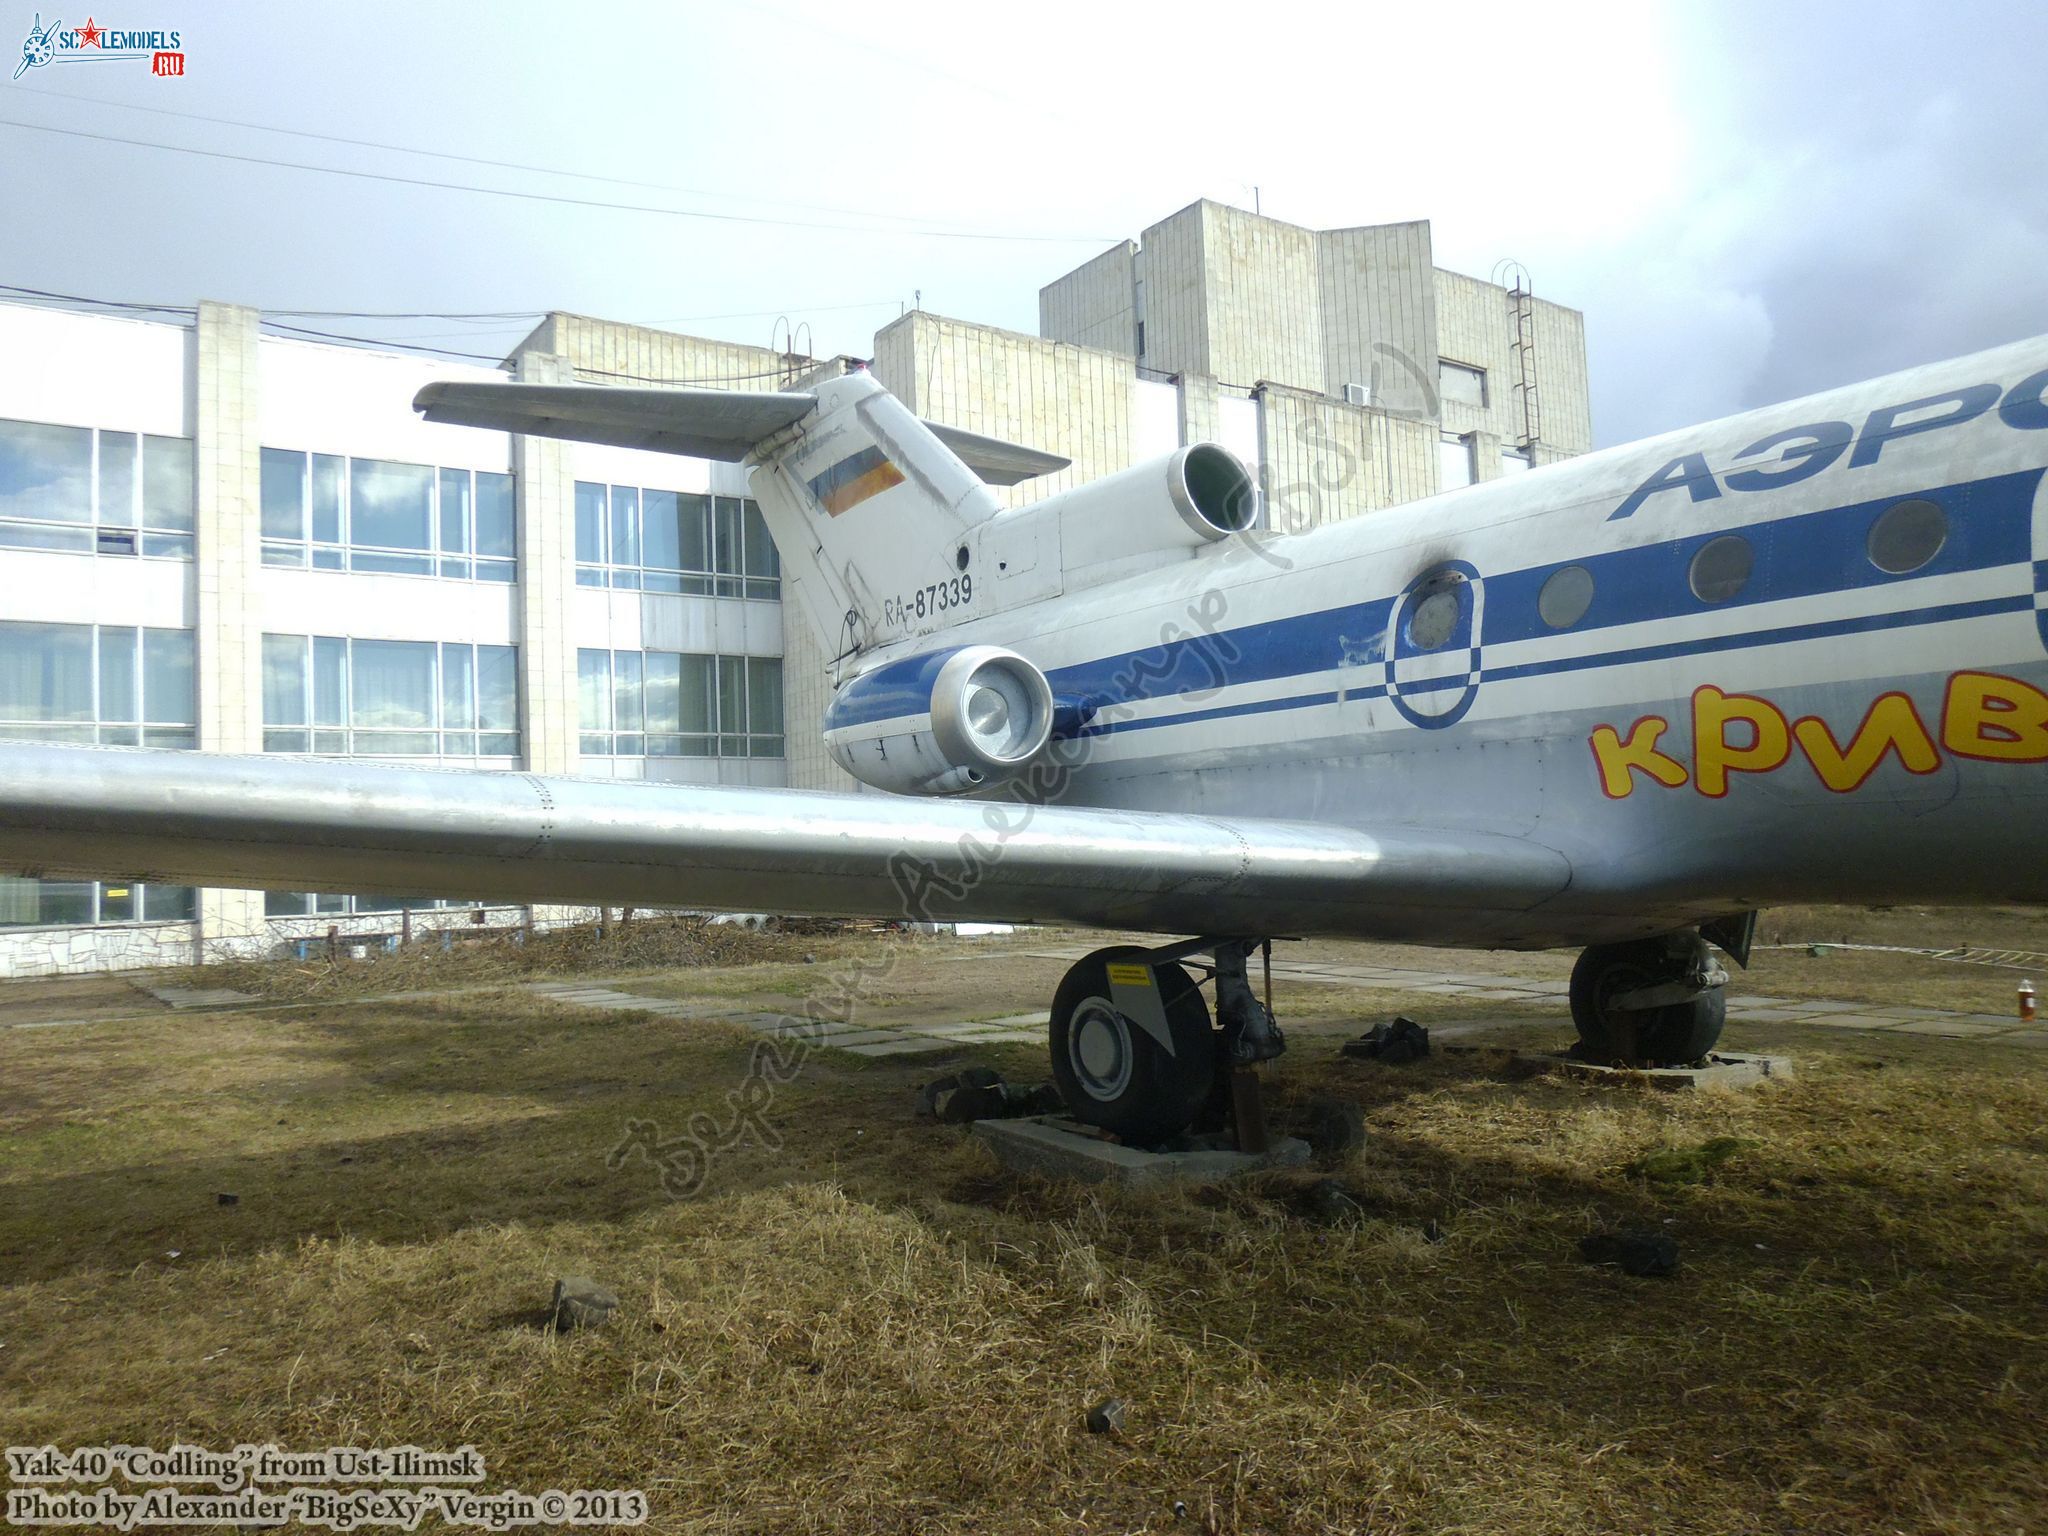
[
  {"xmin": 1, "ymin": 917, "xmax": 2045, "ymax": 1533},
  {"xmin": 168, "ymin": 914, "xmax": 889, "ymax": 1003}
]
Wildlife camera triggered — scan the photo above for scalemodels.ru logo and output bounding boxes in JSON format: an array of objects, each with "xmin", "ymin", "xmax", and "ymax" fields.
[{"xmin": 14, "ymin": 13, "xmax": 185, "ymax": 79}]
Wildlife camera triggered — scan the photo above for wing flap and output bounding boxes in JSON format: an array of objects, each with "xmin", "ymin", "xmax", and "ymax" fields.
[{"xmin": 0, "ymin": 744, "xmax": 1571, "ymax": 940}]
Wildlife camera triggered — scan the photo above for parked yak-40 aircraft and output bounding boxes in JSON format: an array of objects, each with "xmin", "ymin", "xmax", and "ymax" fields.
[{"xmin": 3, "ymin": 337, "xmax": 2047, "ymax": 1141}]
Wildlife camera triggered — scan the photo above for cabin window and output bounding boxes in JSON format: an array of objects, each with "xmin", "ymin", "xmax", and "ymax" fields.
[
  {"xmin": 1538, "ymin": 565, "xmax": 1594, "ymax": 629},
  {"xmin": 1688, "ymin": 534, "xmax": 1753, "ymax": 605},
  {"xmin": 1405, "ymin": 582, "xmax": 1464, "ymax": 651},
  {"xmin": 1867, "ymin": 498, "xmax": 1947, "ymax": 575}
]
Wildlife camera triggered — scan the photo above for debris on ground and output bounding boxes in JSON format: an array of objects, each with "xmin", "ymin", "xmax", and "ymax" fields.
[
  {"xmin": 917, "ymin": 1068, "xmax": 1063, "ymax": 1124},
  {"xmin": 215, "ymin": 1192, "xmax": 238, "ymax": 1207},
  {"xmin": 1301, "ymin": 1177, "xmax": 1367, "ymax": 1226},
  {"xmin": 1629, "ymin": 1136, "xmax": 1756, "ymax": 1185},
  {"xmin": 1293, "ymin": 1096, "xmax": 1366, "ymax": 1157},
  {"xmin": 1579, "ymin": 1228, "xmax": 1680, "ymax": 1276},
  {"xmin": 1085, "ymin": 1397, "xmax": 1126, "ymax": 1434},
  {"xmin": 1342, "ymin": 1017, "xmax": 1430, "ymax": 1064},
  {"xmin": 551, "ymin": 1276, "xmax": 619, "ymax": 1330}
]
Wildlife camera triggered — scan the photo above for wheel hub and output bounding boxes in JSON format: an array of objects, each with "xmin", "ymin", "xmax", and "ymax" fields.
[{"xmin": 1067, "ymin": 998, "xmax": 1133, "ymax": 1101}]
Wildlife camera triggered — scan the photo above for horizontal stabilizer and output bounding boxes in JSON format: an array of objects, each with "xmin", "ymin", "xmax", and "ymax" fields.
[
  {"xmin": 921, "ymin": 421, "xmax": 1071, "ymax": 485},
  {"xmin": 0, "ymin": 744, "xmax": 1571, "ymax": 941},
  {"xmin": 414, "ymin": 381, "xmax": 815, "ymax": 460},
  {"xmin": 414, "ymin": 380, "xmax": 1070, "ymax": 484}
]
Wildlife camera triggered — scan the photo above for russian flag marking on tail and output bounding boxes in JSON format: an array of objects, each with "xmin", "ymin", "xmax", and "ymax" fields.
[{"xmin": 808, "ymin": 444, "xmax": 905, "ymax": 517}]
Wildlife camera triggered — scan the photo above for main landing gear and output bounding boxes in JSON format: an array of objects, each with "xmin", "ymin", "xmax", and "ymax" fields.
[
  {"xmin": 1569, "ymin": 930, "xmax": 1730, "ymax": 1065},
  {"xmin": 1048, "ymin": 938, "xmax": 1283, "ymax": 1145}
]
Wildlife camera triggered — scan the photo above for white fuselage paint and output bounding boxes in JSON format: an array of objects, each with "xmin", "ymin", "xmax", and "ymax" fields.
[{"xmin": 828, "ymin": 335, "xmax": 2048, "ymax": 946}]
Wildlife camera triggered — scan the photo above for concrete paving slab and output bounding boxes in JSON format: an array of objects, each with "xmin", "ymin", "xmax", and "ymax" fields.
[
  {"xmin": 1890, "ymin": 1018, "xmax": 2013, "ymax": 1037},
  {"xmin": 973, "ymin": 1115, "xmax": 1312, "ymax": 1187},
  {"xmin": 843, "ymin": 1037, "xmax": 955, "ymax": 1057},
  {"xmin": 809, "ymin": 1029, "xmax": 918, "ymax": 1050},
  {"xmin": 142, "ymin": 985, "xmax": 260, "ymax": 1009},
  {"xmin": 1443, "ymin": 1043, "xmax": 1793, "ymax": 1089}
]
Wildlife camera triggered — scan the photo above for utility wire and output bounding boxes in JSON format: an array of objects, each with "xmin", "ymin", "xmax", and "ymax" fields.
[
  {"xmin": 0, "ymin": 79, "xmax": 1016, "ymax": 232},
  {"xmin": 0, "ymin": 281, "xmax": 196, "ymax": 315},
  {"xmin": 0, "ymin": 113, "xmax": 1114, "ymax": 244}
]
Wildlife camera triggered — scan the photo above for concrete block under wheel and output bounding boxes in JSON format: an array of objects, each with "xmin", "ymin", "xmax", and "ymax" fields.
[
  {"xmin": 1443, "ymin": 1045, "xmax": 1793, "ymax": 1090},
  {"xmin": 971, "ymin": 1115, "xmax": 1311, "ymax": 1187}
]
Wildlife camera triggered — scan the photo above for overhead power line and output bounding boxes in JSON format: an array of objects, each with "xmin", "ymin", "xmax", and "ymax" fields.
[
  {"xmin": 0, "ymin": 113, "xmax": 1113, "ymax": 245},
  {"xmin": 1, "ymin": 80, "xmax": 1015, "ymax": 234}
]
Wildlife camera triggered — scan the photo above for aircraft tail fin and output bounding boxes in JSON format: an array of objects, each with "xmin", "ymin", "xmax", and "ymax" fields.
[{"xmin": 415, "ymin": 371, "xmax": 1068, "ymax": 655}]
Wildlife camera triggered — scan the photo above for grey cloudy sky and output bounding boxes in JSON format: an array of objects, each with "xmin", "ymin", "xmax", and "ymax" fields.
[{"xmin": 1, "ymin": 0, "xmax": 2042, "ymax": 446}]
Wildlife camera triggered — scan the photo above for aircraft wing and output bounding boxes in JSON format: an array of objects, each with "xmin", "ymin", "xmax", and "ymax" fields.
[
  {"xmin": 0, "ymin": 744, "xmax": 1570, "ymax": 940},
  {"xmin": 414, "ymin": 381, "xmax": 1072, "ymax": 485}
]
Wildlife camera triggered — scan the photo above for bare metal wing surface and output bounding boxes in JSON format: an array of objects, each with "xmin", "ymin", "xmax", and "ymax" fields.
[
  {"xmin": 412, "ymin": 381, "xmax": 1072, "ymax": 485},
  {"xmin": 0, "ymin": 743, "xmax": 1570, "ymax": 940},
  {"xmin": 917, "ymin": 421, "xmax": 1071, "ymax": 485},
  {"xmin": 412, "ymin": 382, "xmax": 815, "ymax": 460}
]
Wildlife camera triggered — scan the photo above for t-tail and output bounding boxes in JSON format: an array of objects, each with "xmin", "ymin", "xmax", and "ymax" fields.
[{"xmin": 415, "ymin": 368, "xmax": 1073, "ymax": 657}]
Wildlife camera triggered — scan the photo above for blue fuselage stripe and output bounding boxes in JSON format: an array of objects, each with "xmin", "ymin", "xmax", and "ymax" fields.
[{"xmin": 826, "ymin": 468, "xmax": 2044, "ymax": 734}]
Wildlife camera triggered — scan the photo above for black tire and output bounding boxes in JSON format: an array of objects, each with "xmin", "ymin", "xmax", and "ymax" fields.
[
  {"xmin": 1569, "ymin": 940, "xmax": 1726, "ymax": 1065},
  {"xmin": 1048, "ymin": 947, "xmax": 1216, "ymax": 1144}
]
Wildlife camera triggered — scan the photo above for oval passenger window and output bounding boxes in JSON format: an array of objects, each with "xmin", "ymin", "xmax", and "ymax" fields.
[
  {"xmin": 1538, "ymin": 565, "xmax": 1594, "ymax": 629},
  {"xmin": 1408, "ymin": 588, "xmax": 1462, "ymax": 651},
  {"xmin": 1688, "ymin": 535, "xmax": 1753, "ymax": 604},
  {"xmin": 1867, "ymin": 498, "xmax": 1947, "ymax": 574}
]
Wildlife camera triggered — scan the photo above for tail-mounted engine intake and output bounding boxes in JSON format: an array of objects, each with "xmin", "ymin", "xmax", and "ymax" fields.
[
  {"xmin": 823, "ymin": 645, "xmax": 1057, "ymax": 796},
  {"xmin": 971, "ymin": 442, "xmax": 1260, "ymax": 597}
]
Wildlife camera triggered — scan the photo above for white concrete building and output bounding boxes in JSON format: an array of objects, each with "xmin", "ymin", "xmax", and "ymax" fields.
[{"xmin": 0, "ymin": 200, "xmax": 1590, "ymax": 973}]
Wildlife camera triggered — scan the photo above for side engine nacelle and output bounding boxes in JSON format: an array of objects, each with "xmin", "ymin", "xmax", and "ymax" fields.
[
  {"xmin": 823, "ymin": 645, "xmax": 1059, "ymax": 796},
  {"xmin": 973, "ymin": 442, "xmax": 1259, "ymax": 597}
]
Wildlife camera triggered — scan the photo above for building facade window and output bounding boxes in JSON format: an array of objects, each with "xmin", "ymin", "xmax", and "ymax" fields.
[
  {"xmin": 1438, "ymin": 360, "xmax": 1488, "ymax": 410},
  {"xmin": 577, "ymin": 648, "xmax": 783, "ymax": 759},
  {"xmin": 1438, "ymin": 432, "xmax": 1476, "ymax": 491},
  {"xmin": 1499, "ymin": 447, "xmax": 1532, "ymax": 474},
  {"xmin": 0, "ymin": 621, "xmax": 196, "ymax": 747},
  {"xmin": 0, "ymin": 877, "xmax": 194, "ymax": 928},
  {"xmin": 0, "ymin": 418, "xmax": 194, "ymax": 559},
  {"xmin": 262, "ymin": 634, "xmax": 519, "ymax": 756},
  {"xmin": 263, "ymin": 892, "xmax": 480, "ymax": 918},
  {"xmin": 260, "ymin": 450, "xmax": 516, "ymax": 581},
  {"xmin": 573, "ymin": 482, "xmax": 779, "ymax": 599}
]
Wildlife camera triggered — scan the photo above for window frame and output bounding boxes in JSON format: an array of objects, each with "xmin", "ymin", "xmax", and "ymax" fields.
[
  {"xmin": 260, "ymin": 450, "xmax": 516, "ymax": 583},
  {"xmin": 262, "ymin": 633, "xmax": 520, "ymax": 758},
  {"xmin": 573, "ymin": 480, "xmax": 779, "ymax": 600},
  {"xmin": 577, "ymin": 647, "xmax": 782, "ymax": 759},
  {"xmin": 0, "ymin": 416, "xmax": 195, "ymax": 561},
  {"xmin": 0, "ymin": 619, "xmax": 196, "ymax": 748}
]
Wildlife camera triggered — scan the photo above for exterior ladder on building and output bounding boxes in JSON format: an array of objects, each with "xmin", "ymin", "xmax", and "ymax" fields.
[{"xmin": 1495, "ymin": 260, "xmax": 1542, "ymax": 453}]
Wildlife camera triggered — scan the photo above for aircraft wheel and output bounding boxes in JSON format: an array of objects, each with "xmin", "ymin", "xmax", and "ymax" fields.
[
  {"xmin": 1569, "ymin": 940, "xmax": 1726, "ymax": 1065},
  {"xmin": 1048, "ymin": 947, "xmax": 1216, "ymax": 1145}
]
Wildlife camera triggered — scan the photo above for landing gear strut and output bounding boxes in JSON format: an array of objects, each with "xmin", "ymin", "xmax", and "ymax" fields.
[
  {"xmin": 1047, "ymin": 938, "xmax": 1281, "ymax": 1145},
  {"xmin": 1569, "ymin": 931, "xmax": 1728, "ymax": 1065}
]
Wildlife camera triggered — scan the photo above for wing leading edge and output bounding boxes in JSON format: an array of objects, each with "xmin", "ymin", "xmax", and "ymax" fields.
[{"xmin": 0, "ymin": 744, "xmax": 1571, "ymax": 942}]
